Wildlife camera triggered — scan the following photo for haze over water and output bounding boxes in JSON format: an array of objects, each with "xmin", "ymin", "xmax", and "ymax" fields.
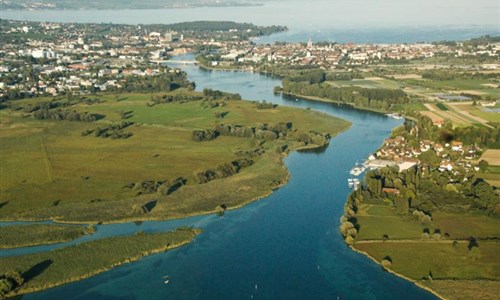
[{"xmin": 3, "ymin": 0, "xmax": 499, "ymax": 43}]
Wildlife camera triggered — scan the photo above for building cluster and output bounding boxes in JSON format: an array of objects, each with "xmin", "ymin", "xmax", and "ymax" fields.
[
  {"xmin": 213, "ymin": 38, "xmax": 500, "ymax": 69},
  {"xmin": 214, "ymin": 41, "xmax": 458, "ymax": 68},
  {"xmin": 0, "ymin": 21, "xmax": 194, "ymax": 99},
  {"xmin": 373, "ymin": 135, "xmax": 481, "ymax": 175}
]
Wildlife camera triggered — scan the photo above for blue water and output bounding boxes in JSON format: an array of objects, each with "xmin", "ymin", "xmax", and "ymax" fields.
[
  {"xmin": 14, "ymin": 54, "xmax": 437, "ymax": 299},
  {"xmin": 3, "ymin": 0, "xmax": 499, "ymax": 43}
]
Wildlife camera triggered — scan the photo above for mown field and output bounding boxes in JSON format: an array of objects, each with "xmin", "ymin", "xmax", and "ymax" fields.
[
  {"xmin": 402, "ymin": 78, "xmax": 500, "ymax": 98},
  {"xmin": 0, "ymin": 90, "xmax": 350, "ymax": 222},
  {"xmin": 0, "ymin": 228, "xmax": 200, "ymax": 296},
  {"xmin": 0, "ymin": 224, "xmax": 93, "ymax": 249},
  {"xmin": 355, "ymin": 205, "xmax": 426, "ymax": 240},
  {"xmin": 477, "ymin": 149, "xmax": 500, "ymax": 187},
  {"xmin": 353, "ymin": 203, "xmax": 500, "ymax": 299},
  {"xmin": 356, "ymin": 240, "xmax": 500, "ymax": 280}
]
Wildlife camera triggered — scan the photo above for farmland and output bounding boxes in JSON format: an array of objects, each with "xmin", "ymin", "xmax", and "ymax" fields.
[{"xmin": 352, "ymin": 203, "xmax": 500, "ymax": 300}]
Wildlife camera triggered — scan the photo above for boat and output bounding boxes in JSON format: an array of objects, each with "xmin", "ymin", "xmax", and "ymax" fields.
[
  {"xmin": 164, "ymin": 280, "xmax": 169, "ymax": 284},
  {"xmin": 348, "ymin": 178, "xmax": 360, "ymax": 190},
  {"xmin": 386, "ymin": 113, "xmax": 403, "ymax": 120},
  {"xmin": 347, "ymin": 178, "xmax": 354, "ymax": 188},
  {"xmin": 349, "ymin": 165, "xmax": 366, "ymax": 176}
]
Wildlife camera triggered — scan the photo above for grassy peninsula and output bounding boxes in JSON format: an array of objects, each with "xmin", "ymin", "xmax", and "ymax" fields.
[
  {"xmin": 0, "ymin": 89, "xmax": 350, "ymax": 223},
  {"xmin": 0, "ymin": 224, "xmax": 94, "ymax": 249},
  {"xmin": 0, "ymin": 228, "xmax": 201, "ymax": 297}
]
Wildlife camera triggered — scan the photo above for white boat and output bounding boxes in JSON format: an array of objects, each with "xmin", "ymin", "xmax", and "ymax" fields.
[
  {"xmin": 164, "ymin": 280, "xmax": 169, "ymax": 284},
  {"xmin": 349, "ymin": 165, "xmax": 366, "ymax": 176},
  {"xmin": 386, "ymin": 113, "xmax": 403, "ymax": 120},
  {"xmin": 348, "ymin": 178, "xmax": 359, "ymax": 189},
  {"xmin": 347, "ymin": 178, "xmax": 354, "ymax": 189},
  {"xmin": 348, "ymin": 178, "xmax": 360, "ymax": 190}
]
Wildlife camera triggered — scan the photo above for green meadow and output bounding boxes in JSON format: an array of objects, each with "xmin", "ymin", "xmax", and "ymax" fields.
[
  {"xmin": 0, "ymin": 224, "xmax": 93, "ymax": 249},
  {"xmin": 0, "ymin": 90, "xmax": 350, "ymax": 222},
  {"xmin": 353, "ymin": 202, "xmax": 500, "ymax": 299},
  {"xmin": 356, "ymin": 240, "xmax": 500, "ymax": 280}
]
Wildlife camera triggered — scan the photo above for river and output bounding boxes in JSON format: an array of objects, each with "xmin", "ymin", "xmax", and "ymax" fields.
[{"xmin": 5, "ymin": 54, "xmax": 437, "ymax": 299}]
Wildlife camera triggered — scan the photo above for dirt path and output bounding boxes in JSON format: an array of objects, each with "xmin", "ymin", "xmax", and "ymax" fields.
[{"xmin": 40, "ymin": 137, "xmax": 54, "ymax": 183}]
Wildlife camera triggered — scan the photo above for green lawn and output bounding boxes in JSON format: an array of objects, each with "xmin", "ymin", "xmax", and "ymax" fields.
[
  {"xmin": 356, "ymin": 204, "xmax": 428, "ymax": 240},
  {"xmin": 470, "ymin": 109, "xmax": 500, "ymax": 123}
]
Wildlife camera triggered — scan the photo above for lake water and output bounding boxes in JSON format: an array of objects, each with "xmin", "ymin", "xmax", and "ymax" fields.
[
  {"xmin": 14, "ymin": 54, "xmax": 437, "ymax": 299},
  {"xmin": 3, "ymin": 0, "xmax": 499, "ymax": 43}
]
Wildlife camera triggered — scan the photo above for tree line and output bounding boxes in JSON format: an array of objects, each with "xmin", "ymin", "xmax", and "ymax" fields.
[
  {"xmin": 196, "ymin": 158, "xmax": 254, "ymax": 184},
  {"xmin": 82, "ymin": 121, "xmax": 134, "ymax": 139},
  {"xmin": 33, "ymin": 109, "xmax": 100, "ymax": 122},
  {"xmin": 192, "ymin": 122, "xmax": 331, "ymax": 147},
  {"xmin": 125, "ymin": 177, "xmax": 187, "ymax": 197},
  {"xmin": 281, "ymin": 80, "xmax": 408, "ymax": 111}
]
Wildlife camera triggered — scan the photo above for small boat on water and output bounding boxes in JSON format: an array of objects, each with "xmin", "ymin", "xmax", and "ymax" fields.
[
  {"xmin": 386, "ymin": 113, "xmax": 403, "ymax": 120},
  {"xmin": 349, "ymin": 167, "xmax": 364, "ymax": 176},
  {"xmin": 349, "ymin": 161, "xmax": 366, "ymax": 176},
  {"xmin": 348, "ymin": 178, "xmax": 360, "ymax": 190},
  {"xmin": 347, "ymin": 178, "xmax": 354, "ymax": 188}
]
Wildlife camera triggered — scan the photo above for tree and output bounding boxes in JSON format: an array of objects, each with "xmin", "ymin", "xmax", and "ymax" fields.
[
  {"xmin": 381, "ymin": 256, "xmax": 392, "ymax": 268},
  {"xmin": 0, "ymin": 271, "xmax": 23, "ymax": 298},
  {"xmin": 478, "ymin": 160, "xmax": 489, "ymax": 172}
]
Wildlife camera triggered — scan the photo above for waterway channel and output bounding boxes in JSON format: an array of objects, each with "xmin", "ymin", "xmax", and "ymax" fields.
[{"xmin": 6, "ymin": 54, "xmax": 436, "ymax": 299}]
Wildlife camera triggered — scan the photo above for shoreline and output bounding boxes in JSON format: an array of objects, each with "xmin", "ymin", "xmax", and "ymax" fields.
[
  {"xmin": 349, "ymin": 245, "xmax": 448, "ymax": 300},
  {"xmin": 5, "ymin": 230, "xmax": 201, "ymax": 297},
  {"xmin": 0, "ymin": 133, "xmax": 349, "ymax": 226}
]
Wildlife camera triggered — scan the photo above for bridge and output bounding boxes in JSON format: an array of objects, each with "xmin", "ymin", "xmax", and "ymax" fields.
[{"xmin": 151, "ymin": 60, "xmax": 197, "ymax": 65}]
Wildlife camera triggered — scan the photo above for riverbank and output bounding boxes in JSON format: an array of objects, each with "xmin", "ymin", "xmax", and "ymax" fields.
[
  {"xmin": 281, "ymin": 92, "xmax": 391, "ymax": 115},
  {"xmin": 0, "ymin": 228, "xmax": 201, "ymax": 297},
  {"xmin": 349, "ymin": 245, "xmax": 447, "ymax": 299}
]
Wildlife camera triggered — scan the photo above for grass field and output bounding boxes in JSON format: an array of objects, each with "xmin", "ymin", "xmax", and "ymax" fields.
[
  {"xmin": 432, "ymin": 212, "xmax": 500, "ymax": 239},
  {"xmin": 356, "ymin": 205, "xmax": 427, "ymax": 240},
  {"xmin": 422, "ymin": 103, "xmax": 477, "ymax": 126},
  {"xmin": 353, "ymin": 201, "xmax": 500, "ymax": 299},
  {"xmin": 402, "ymin": 78, "xmax": 500, "ymax": 98},
  {"xmin": 326, "ymin": 77, "xmax": 403, "ymax": 90},
  {"xmin": 355, "ymin": 241, "xmax": 500, "ymax": 280},
  {"xmin": 0, "ymin": 228, "xmax": 200, "ymax": 296},
  {"xmin": 421, "ymin": 280, "xmax": 500, "ymax": 300},
  {"xmin": 0, "ymin": 91, "xmax": 350, "ymax": 222},
  {"xmin": 420, "ymin": 111, "xmax": 444, "ymax": 123},
  {"xmin": 0, "ymin": 224, "xmax": 93, "ymax": 249},
  {"xmin": 480, "ymin": 149, "xmax": 500, "ymax": 166}
]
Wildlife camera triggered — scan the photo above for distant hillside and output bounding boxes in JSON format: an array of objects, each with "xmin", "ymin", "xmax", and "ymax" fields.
[{"xmin": 0, "ymin": 0, "xmax": 262, "ymax": 10}]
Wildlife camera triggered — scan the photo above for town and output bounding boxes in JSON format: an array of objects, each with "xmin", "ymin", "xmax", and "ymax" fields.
[{"xmin": 1, "ymin": 19, "xmax": 499, "ymax": 102}]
